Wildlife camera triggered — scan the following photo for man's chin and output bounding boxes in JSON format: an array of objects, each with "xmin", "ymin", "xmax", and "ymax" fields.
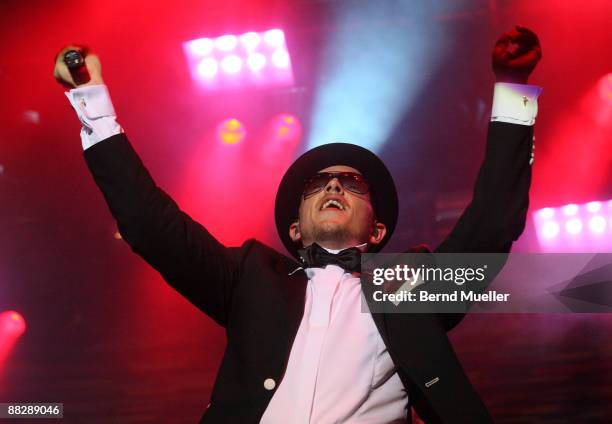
[
  {"xmin": 316, "ymin": 220, "xmax": 346, "ymax": 231},
  {"xmin": 312, "ymin": 222, "xmax": 350, "ymax": 246}
]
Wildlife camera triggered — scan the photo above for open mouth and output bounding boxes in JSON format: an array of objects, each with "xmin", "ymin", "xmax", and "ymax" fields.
[{"xmin": 320, "ymin": 199, "xmax": 345, "ymax": 211}]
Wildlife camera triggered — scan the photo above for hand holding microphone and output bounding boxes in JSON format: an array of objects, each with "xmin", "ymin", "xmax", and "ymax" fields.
[{"xmin": 54, "ymin": 45, "xmax": 104, "ymax": 88}]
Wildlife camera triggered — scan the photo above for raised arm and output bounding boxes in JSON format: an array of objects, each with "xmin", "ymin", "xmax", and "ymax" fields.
[
  {"xmin": 431, "ymin": 27, "xmax": 542, "ymax": 331},
  {"xmin": 54, "ymin": 46, "xmax": 248, "ymax": 326},
  {"xmin": 436, "ymin": 26, "xmax": 542, "ymax": 254}
]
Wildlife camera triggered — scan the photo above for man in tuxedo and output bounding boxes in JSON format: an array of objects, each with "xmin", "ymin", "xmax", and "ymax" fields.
[{"xmin": 55, "ymin": 26, "xmax": 542, "ymax": 423}]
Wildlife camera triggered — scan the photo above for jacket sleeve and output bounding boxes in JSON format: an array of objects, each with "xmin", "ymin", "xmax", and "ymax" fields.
[
  {"xmin": 434, "ymin": 122, "xmax": 534, "ymax": 331},
  {"xmin": 435, "ymin": 121, "xmax": 533, "ymax": 254},
  {"xmin": 83, "ymin": 133, "xmax": 247, "ymax": 327}
]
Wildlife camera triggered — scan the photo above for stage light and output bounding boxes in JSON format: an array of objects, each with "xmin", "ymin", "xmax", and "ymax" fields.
[
  {"xmin": 216, "ymin": 35, "xmax": 238, "ymax": 51},
  {"xmin": 588, "ymin": 216, "xmax": 606, "ymax": 233},
  {"xmin": 565, "ymin": 218, "xmax": 583, "ymax": 235},
  {"xmin": 541, "ymin": 221, "xmax": 560, "ymax": 239},
  {"xmin": 198, "ymin": 58, "xmax": 218, "ymax": 79},
  {"xmin": 306, "ymin": 2, "xmax": 445, "ymax": 152},
  {"xmin": 190, "ymin": 38, "xmax": 214, "ymax": 56},
  {"xmin": 271, "ymin": 113, "xmax": 302, "ymax": 143},
  {"xmin": 538, "ymin": 208, "xmax": 555, "ymax": 220},
  {"xmin": 217, "ymin": 118, "xmax": 246, "ymax": 144},
  {"xmin": 183, "ymin": 29, "xmax": 293, "ymax": 89},
  {"xmin": 240, "ymin": 32, "xmax": 260, "ymax": 51},
  {"xmin": 586, "ymin": 201, "xmax": 602, "ymax": 213},
  {"xmin": 264, "ymin": 29, "xmax": 285, "ymax": 47},
  {"xmin": 221, "ymin": 55, "xmax": 242, "ymax": 74},
  {"xmin": 562, "ymin": 204, "xmax": 579, "ymax": 216},
  {"xmin": 271, "ymin": 50, "xmax": 290, "ymax": 68},
  {"xmin": 598, "ymin": 72, "xmax": 612, "ymax": 103},
  {"xmin": 0, "ymin": 311, "xmax": 26, "ymax": 368},
  {"xmin": 534, "ymin": 199, "xmax": 612, "ymax": 251},
  {"xmin": 0, "ymin": 311, "xmax": 26, "ymax": 337},
  {"xmin": 247, "ymin": 53, "xmax": 266, "ymax": 72}
]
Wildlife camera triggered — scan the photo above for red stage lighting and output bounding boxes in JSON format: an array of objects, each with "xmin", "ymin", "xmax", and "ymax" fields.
[
  {"xmin": 270, "ymin": 114, "xmax": 302, "ymax": 143},
  {"xmin": 0, "ymin": 311, "xmax": 26, "ymax": 337},
  {"xmin": 271, "ymin": 50, "xmax": 290, "ymax": 69},
  {"xmin": 263, "ymin": 29, "xmax": 285, "ymax": 47},
  {"xmin": 215, "ymin": 35, "xmax": 238, "ymax": 52},
  {"xmin": 240, "ymin": 32, "xmax": 261, "ymax": 51},
  {"xmin": 247, "ymin": 53, "xmax": 267, "ymax": 72},
  {"xmin": 533, "ymin": 200, "xmax": 612, "ymax": 252},
  {"xmin": 0, "ymin": 311, "xmax": 26, "ymax": 367},
  {"xmin": 220, "ymin": 55, "xmax": 243, "ymax": 74},
  {"xmin": 183, "ymin": 29, "xmax": 294, "ymax": 90},
  {"xmin": 217, "ymin": 118, "xmax": 246, "ymax": 145},
  {"xmin": 598, "ymin": 73, "xmax": 612, "ymax": 103},
  {"xmin": 197, "ymin": 58, "xmax": 218, "ymax": 79},
  {"xmin": 190, "ymin": 38, "xmax": 214, "ymax": 56}
]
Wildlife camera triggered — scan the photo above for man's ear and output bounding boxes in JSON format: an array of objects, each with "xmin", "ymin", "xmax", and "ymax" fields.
[
  {"xmin": 289, "ymin": 221, "xmax": 301, "ymax": 242},
  {"xmin": 368, "ymin": 221, "xmax": 387, "ymax": 246}
]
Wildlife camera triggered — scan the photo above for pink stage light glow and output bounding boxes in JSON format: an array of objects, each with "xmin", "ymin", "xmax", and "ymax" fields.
[
  {"xmin": 197, "ymin": 58, "xmax": 218, "ymax": 79},
  {"xmin": 240, "ymin": 32, "xmax": 261, "ymax": 51},
  {"xmin": 217, "ymin": 118, "xmax": 246, "ymax": 145},
  {"xmin": 221, "ymin": 55, "xmax": 243, "ymax": 74},
  {"xmin": 270, "ymin": 113, "xmax": 302, "ymax": 143},
  {"xmin": 0, "ymin": 310, "xmax": 26, "ymax": 367},
  {"xmin": 598, "ymin": 72, "xmax": 612, "ymax": 103},
  {"xmin": 541, "ymin": 221, "xmax": 560, "ymax": 239},
  {"xmin": 533, "ymin": 199, "xmax": 612, "ymax": 252},
  {"xmin": 215, "ymin": 35, "xmax": 238, "ymax": 51},
  {"xmin": 183, "ymin": 29, "xmax": 294, "ymax": 90},
  {"xmin": 589, "ymin": 216, "xmax": 607, "ymax": 233},
  {"xmin": 247, "ymin": 53, "xmax": 266, "ymax": 72}
]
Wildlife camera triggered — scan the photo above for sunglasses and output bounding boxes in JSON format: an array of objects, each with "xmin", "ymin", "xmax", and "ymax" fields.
[{"xmin": 303, "ymin": 172, "xmax": 370, "ymax": 198}]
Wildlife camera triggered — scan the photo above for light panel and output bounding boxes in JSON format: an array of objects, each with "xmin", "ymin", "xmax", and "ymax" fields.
[
  {"xmin": 183, "ymin": 29, "xmax": 294, "ymax": 90},
  {"xmin": 533, "ymin": 199, "xmax": 612, "ymax": 251}
]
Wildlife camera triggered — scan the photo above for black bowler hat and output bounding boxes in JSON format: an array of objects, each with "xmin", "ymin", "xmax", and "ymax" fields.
[{"xmin": 275, "ymin": 142, "xmax": 398, "ymax": 260}]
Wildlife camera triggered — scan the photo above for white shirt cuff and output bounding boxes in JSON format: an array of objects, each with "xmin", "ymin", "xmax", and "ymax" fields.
[
  {"xmin": 65, "ymin": 84, "xmax": 123, "ymax": 150},
  {"xmin": 491, "ymin": 82, "xmax": 543, "ymax": 126}
]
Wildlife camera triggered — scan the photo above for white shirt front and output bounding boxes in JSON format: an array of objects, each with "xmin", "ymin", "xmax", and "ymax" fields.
[{"xmin": 260, "ymin": 264, "xmax": 408, "ymax": 423}]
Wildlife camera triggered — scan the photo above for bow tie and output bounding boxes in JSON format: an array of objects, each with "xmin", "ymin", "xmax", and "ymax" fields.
[{"xmin": 298, "ymin": 243, "xmax": 362, "ymax": 273}]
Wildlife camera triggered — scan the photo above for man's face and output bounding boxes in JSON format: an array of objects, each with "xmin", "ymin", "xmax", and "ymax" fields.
[{"xmin": 289, "ymin": 165, "xmax": 385, "ymax": 250}]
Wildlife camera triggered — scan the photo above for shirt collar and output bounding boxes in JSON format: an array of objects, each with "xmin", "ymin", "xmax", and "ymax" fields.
[{"xmin": 319, "ymin": 242, "xmax": 368, "ymax": 255}]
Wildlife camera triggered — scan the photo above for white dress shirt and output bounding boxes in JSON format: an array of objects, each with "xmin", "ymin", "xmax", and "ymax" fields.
[
  {"xmin": 66, "ymin": 82, "xmax": 541, "ymax": 423},
  {"xmin": 260, "ymin": 261, "xmax": 408, "ymax": 424}
]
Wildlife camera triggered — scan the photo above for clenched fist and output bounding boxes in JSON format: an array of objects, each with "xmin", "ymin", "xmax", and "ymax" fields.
[
  {"xmin": 54, "ymin": 45, "xmax": 104, "ymax": 89},
  {"xmin": 492, "ymin": 26, "xmax": 542, "ymax": 84}
]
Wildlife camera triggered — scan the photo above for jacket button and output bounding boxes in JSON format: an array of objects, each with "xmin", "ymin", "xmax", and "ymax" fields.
[{"xmin": 263, "ymin": 378, "xmax": 276, "ymax": 390}]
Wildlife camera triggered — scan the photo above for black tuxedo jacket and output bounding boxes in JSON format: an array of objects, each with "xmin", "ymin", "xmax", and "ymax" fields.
[{"xmin": 83, "ymin": 122, "xmax": 533, "ymax": 423}]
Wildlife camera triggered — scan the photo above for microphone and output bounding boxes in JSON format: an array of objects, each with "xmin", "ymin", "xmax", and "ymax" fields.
[{"xmin": 63, "ymin": 49, "xmax": 90, "ymax": 85}]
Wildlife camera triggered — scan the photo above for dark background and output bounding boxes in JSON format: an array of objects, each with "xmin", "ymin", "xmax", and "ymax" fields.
[{"xmin": 1, "ymin": 0, "xmax": 611, "ymax": 422}]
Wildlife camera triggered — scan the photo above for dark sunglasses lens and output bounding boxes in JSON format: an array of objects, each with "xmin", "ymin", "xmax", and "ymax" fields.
[
  {"xmin": 304, "ymin": 174, "xmax": 329, "ymax": 196},
  {"xmin": 303, "ymin": 173, "xmax": 369, "ymax": 196},
  {"xmin": 340, "ymin": 174, "xmax": 369, "ymax": 194}
]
